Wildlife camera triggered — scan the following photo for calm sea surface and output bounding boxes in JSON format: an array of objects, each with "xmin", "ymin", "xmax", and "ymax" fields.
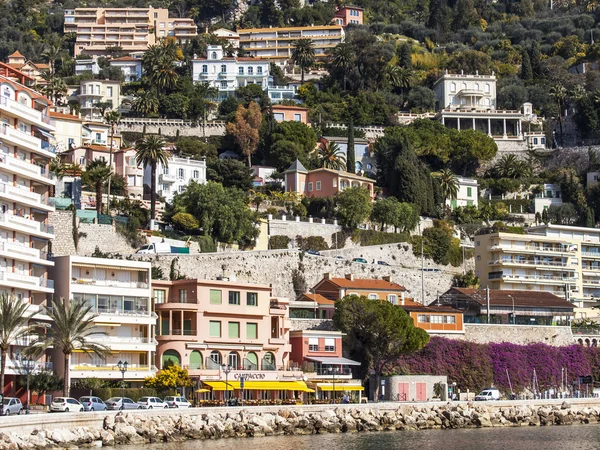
[{"xmin": 120, "ymin": 425, "xmax": 600, "ymax": 450}]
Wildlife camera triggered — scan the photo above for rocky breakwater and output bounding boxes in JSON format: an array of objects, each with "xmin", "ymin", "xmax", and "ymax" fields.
[{"xmin": 2, "ymin": 401, "xmax": 600, "ymax": 449}]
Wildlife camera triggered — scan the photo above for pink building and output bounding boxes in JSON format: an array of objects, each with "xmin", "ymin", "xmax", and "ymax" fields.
[
  {"xmin": 271, "ymin": 105, "xmax": 309, "ymax": 124},
  {"xmin": 114, "ymin": 148, "xmax": 144, "ymax": 200},
  {"xmin": 284, "ymin": 160, "xmax": 375, "ymax": 199},
  {"xmin": 333, "ymin": 6, "xmax": 364, "ymax": 26},
  {"xmin": 152, "ymin": 279, "xmax": 309, "ymax": 402}
]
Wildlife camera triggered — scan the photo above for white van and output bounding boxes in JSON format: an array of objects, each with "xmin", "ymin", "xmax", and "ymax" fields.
[
  {"xmin": 474, "ymin": 388, "xmax": 501, "ymax": 401},
  {"xmin": 136, "ymin": 242, "xmax": 171, "ymax": 254}
]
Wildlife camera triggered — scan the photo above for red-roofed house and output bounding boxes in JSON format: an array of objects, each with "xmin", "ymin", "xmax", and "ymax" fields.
[
  {"xmin": 333, "ymin": 6, "xmax": 364, "ymax": 26},
  {"xmin": 272, "ymin": 105, "xmax": 309, "ymax": 124},
  {"xmin": 5, "ymin": 51, "xmax": 50, "ymax": 85},
  {"xmin": 312, "ymin": 273, "xmax": 407, "ymax": 304}
]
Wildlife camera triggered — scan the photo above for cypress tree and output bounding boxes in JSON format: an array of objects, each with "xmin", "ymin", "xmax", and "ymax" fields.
[
  {"xmin": 399, "ymin": 43, "xmax": 412, "ymax": 69},
  {"xmin": 346, "ymin": 119, "xmax": 355, "ymax": 173},
  {"xmin": 521, "ymin": 50, "xmax": 533, "ymax": 81},
  {"xmin": 530, "ymin": 42, "xmax": 541, "ymax": 78}
]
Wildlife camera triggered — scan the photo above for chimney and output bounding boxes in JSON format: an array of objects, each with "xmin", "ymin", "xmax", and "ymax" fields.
[
  {"xmin": 324, "ymin": 273, "xmax": 332, "ymax": 280},
  {"xmin": 345, "ymin": 274, "xmax": 354, "ymax": 281},
  {"xmin": 382, "ymin": 275, "xmax": 391, "ymax": 282}
]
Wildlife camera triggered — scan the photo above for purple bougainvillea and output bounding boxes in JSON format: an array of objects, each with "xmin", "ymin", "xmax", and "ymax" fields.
[{"xmin": 393, "ymin": 337, "xmax": 600, "ymax": 393}]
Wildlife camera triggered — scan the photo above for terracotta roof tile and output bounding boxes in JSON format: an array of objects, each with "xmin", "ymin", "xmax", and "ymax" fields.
[
  {"xmin": 298, "ymin": 293, "xmax": 335, "ymax": 305},
  {"xmin": 328, "ymin": 277, "xmax": 407, "ymax": 291},
  {"xmin": 449, "ymin": 288, "xmax": 574, "ymax": 309},
  {"xmin": 50, "ymin": 111, "xmax": 82, "ymax": 121},
  {"xmin": 8, "ymin": 50, "xmax": 24, "ymax": 58}
]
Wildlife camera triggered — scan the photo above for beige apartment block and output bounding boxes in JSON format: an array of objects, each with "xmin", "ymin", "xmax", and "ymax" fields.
[
  {"xmin": 238, "ymin": 26, "xmax": 344, "ymax": 62},
  {"xmin": 51, "ymin": 255, "xmax": 157, "ymax": 384},
  {"xmin": 475, "ymin": 224, "xmax": 600, "ymax": 315},
  {"xmin": 64, "ymin": 8, "xmax": 197, "ymax": 56}
]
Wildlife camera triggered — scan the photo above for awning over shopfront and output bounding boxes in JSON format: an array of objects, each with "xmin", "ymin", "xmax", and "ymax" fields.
[
  {"xmin": 202, "ymin": 380, "xmax": 310, "ymax": 391},
  {"xmin": 317, "ymin": 384, "xmax": 364, "ymax": 391},
  {"xmin": 304, "ymin": 356, "xmax": 361, "ymax": 365}
]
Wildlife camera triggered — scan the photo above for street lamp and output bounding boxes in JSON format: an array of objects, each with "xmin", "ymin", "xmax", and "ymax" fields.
[
  {"xmin": 117, "ymin": 361, "xmax": 128, "ymax": 409},
  {"xmin": 328, "ymin": 366, "xmax": 341, "ymax": 403},
  {"xmin": 221, "ymin": 364, "xmax": 232, "ymax": 406},
  {"xmin": 17, "ymin": 354, "xmax": 34, "ymax": 414}
]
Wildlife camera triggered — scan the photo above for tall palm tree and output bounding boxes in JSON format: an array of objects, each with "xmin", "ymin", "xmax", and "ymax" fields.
[
  {"xmin": 41, "ymin": 44, "xmax": 62, "ymax": 77},
  {"xmin": 133, "ymin": 90, "xmax": 159, "ymax": 116},
  {"xmin": 104, "ymin": 110, "xmax": 122, "ymax": 213},
  {"xmin": 435, "ymin": 168, "xmax": 459, "ymax": 207},
  {"xmin": 318, "ymin": 141, "xmax": 347, "ymax": 170},
  {"xmin": 31, "ymin": 299, "xmax": 109, "ymax": 397},
  {"xmin": 143, "ymin": 40, "xmax": 179, "ymax": 97},
  {"xmin": 550, "ymin": 83, "xmax": 567, "ymax": 147},
  {"xmin": 386, "ymin": 66, "xmax": 413, "ymax": 94},
  {"xmin": 330, "ymin": 43, "xmax": 355, "ymax": 91},
  {"xmin": 136, "ymin": 135, "xmax": 169, "ymax": 221},
  {"xmin": 82, "ymin": 159, "xmax": 111, "ymax": 216},
  {"xmin": 292, "ymin": 38, "xmax": 315, "ymax": 84},
  {"xmin": 0, "ymin": 295, "xmax": 38, "ymax": 405}
]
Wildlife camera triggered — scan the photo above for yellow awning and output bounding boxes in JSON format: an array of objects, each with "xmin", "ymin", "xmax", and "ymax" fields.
[
  {"xmin": 203, "ymin": 381, "xmax": 310, "ymax": 391},
  {"xmin": 195, "ymin": 388, "xmax": 211, "ymax": 393},
  {"xmin": 304, "ymin": 388, "xmax": 316, "ymax": 393},
  {"xmin": 318, "ymin": 385, "xmax": 364, "ymax": 392}
]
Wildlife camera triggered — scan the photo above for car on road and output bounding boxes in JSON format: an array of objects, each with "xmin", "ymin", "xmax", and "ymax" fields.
[
  {"xmin": 50, "ymin": 397, "xmax": 84, "ymax": 412},
  {"xmin": 422, "ymin": 268, "xmax": 441, "ymax": 272},
  {"xmin": 137, "ymin": 397, "xmax": 169, "ymax": 409},
  {"xmin": 352, "ymin": 257, "xmax": 368, "ymax": 264},
  {"xmin": 474, "ymin": 388, "xmax": 501, "ymax": 401},
  {"xmin": 305, "ymin": 249, "xmax": 321, "ymax": 256},
  {"xmin": 79, "ymin": 396, "xmax": 107, "ymax": 412},
  {"xmin": 377, "ymin": 260, "xmax": 390, "ymax": 266},
  {"xmin": 164, "ymin": 396, "xmax": 192, "ymax": 409},
  {"xmin": 105, "ymin": 397, "xmax": 139, "ymax": 410},
  {"xmin": 334, "ymin": 256, "xmax": 344, "ymax": 260},
  {"xmin": 2, "ymin": 398, "xmax": 22, "ymax": 415}
]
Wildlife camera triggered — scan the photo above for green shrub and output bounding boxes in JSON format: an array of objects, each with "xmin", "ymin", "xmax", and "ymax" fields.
[
  {"xmin": 269, "ymin": 235, "xmax": 291, "ymax": 249},
  {"xmin": 296, "ymin": 236, "xmax": 329, "ymax": 251},
  {"xmin": 197, "ymin": 235, "xmax": 217, "ymax": 253},
  {"xmin": 357, "ymin": 230, "xmax": 410, "ymax": 246}
]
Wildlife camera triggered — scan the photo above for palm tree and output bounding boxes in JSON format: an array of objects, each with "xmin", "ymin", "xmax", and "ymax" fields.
[
  {"xmin": 386, "ymin": 66, "xmax": 413, "ymax": 94},
  {"xmin": 41, "ymin": 44, "xmax": 62, "ymax": 77},
  {"xmin": 32, "ymin": 299, "xmax": 110, "ymax": 397},
  {"xmin": 318, "ymin": 141, "xmax": 347, "ymax": 170},
  {"xmin": 133, "ymin": 90, "xmax": 159, "ymax": 116},
  {"xmin": 550, "ymin": 83, "xmax": 567, "ymax": 147},
  {"xmin": 143, "ymin": 40, "xmax": 179, "ymax": 97},
  {"xmin": 82, "ymin": 159, "xmax": 111, "ymax": 216},
  {"xmin": 292, "ymin": 38, "xmax": 315, "ymax": 84},
  {"xmin": 435, "ymin": 168, "xmax": 459, "ymax": 207},
  {"xmin": 136, "ymin": 135, "xmax": 169, "ymax": 221},
  {"xmin": 104, "ymin": 110, "xmax": 122, "ymax": 213},
  {"xmin": 330, "ymin": 43, "xmax": 355, "ymax": 91},
  {"xmin": 0, "ymin": 295, "xmax": 38, "ymax": 406}
]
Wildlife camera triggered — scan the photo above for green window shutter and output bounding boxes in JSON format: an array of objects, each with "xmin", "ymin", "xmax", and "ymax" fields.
[
  {"xmin": 246, "ymin": 323, "xmax": 257, "ymax": 339},
  {"xmin": 247, "ymin": 292, "xmax": 257, "ymax": 306},
  {"xmin": 467, "ymin": 187, "xmax": 472, "ymax": 197},
  {"xmin": 451, "ymin": 199, "xmax": 458, "ymax": 208},
  {"xmin": 210, "ymin": 289, "xmax": 222, "ymax": 304},
  {"xmin": 228, "ymin": 322, "xmax": 240, "ymax": 338},
  {"xmin": 209, "ymin": 321, "xmax": 221, "ymax": 337}
]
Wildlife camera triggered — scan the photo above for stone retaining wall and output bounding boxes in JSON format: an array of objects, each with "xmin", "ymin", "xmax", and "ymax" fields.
[
  {"xmin": 435, "ymin": 324, "xmax": 574, "ymax": 347},
  {"xmin": 2, "ymin": 400, "xmax": 600, "ymax": 448}
]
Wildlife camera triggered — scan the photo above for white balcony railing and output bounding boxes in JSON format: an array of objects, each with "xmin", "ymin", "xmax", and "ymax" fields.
[
  {"xmin": 0, "ymin": 183, "xmax": 48, "ymax": 206},
  {"xmin": 0, "ymin": 270, "xmax": 53, "ymax": 289},
  {"xmin": 0, "ymin": 96, "xmax": 53, "ymax": 128},
  {"xmin": 0, "ymin": 125, "xmax": 54, "ymax": 156},
  {"xmin": 89, "ymin": 336, "xmax": 157, "ymax": 345},
  {"xmin": 489, "ymin": 259, "xmax": 568, "ymax": 268},
  {"xmin": 0, "ymin": 152, "xmax": 51, "ymax": 180},
  {"xmin": 71, "ymin": 278, "xmax": 148, "ymax": 289},
  {"xmin": 70, "ymin": 364, "xmax": 157, "ymax": 372},
  {"xmin": 0, "ymin": 240, "xmax": 42, "ymax": 259},
  {"xmin": 0, "ymin": 212, "xmax": 54, "ymax": 235}
]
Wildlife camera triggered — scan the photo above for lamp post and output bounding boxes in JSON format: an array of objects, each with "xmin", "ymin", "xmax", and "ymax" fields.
[
  {"xmin": 221, "ymin": 364, "xmax": 232, "ymax": 406},
  {"xmin": 328, "ymin": 366, "xmax": 340, "ymax": 403},
  {"xmin": 17, "ymin": 354, "xmax": 34, "ymax": 414},
  {"xmin": 117, "ymin": 361, "xmax": 128, "ymax": 410}
]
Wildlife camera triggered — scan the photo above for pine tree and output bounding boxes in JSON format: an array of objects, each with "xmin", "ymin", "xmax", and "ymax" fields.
[
  {"xmin": 346, "ymin": 119, "xmax": 355, "ymax": 174},
  {"xmin": 521, "ymin": 49, "xmax": 533, "ymax": 81}
]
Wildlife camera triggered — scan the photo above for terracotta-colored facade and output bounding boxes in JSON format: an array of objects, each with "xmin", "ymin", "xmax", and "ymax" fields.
[
  {"xmin": 271, "ymin": 105, "xmax": 309, "ymax": 124},
  {"xmin": 289, "ymin": 330, "xmax": 343, "ymax": 365},
  {"xmin": 284, "ymin": 161, "xmax": 375, "ymax": 200},
  {"xmin": 114, "ymin": 148, "xmax": 144, "ymax": 199},
  {"xmin": 311, "ymin": 273, "xmax": 407, "ymax": 304},
  {"xmin": 333, "ymin": 6, "xmax": 364, "ymax": 26},
  {"xmin": 403, "ymin": 304, "xmax": 465, "ymax": 333}
]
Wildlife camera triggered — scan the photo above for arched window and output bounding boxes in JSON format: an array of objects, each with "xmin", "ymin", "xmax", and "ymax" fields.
[
  {"xmin": 244, "ymin": 352, "xmax": 258, "ymax": 370},
  {"xmin": 161, "ymin": 349, "xmax": 181, "ymax": 368},
  {"xmin": 485, "ymin": 84, "xmax": 490, "ymax": 93},
  {"xmin": 190, "ymin": 350, "xmax": 203, "ymax": 369},
  {"xmin": 202, "ymin": 65, "xmax": 207, "ymax": 74},
  {"xmin": 475, "ymin": 83, "xmax": 479, "ymax": 91},
  {"xmin": 211, "ymin": 52, "xmax": 217, "ymax": 59},
  {"xmin": 220, "ymin": 64, "xmax": 226, "ymax": 73},
  {"xmin": 209, "ymin": 350, "xmax": 221, "ymax": 366},
  {"xmin": 262, "ymin": 352, "xmax": 275, "ymax": 370},
  {"xmin": 228, "ymin": 351, "xmax": 239, "ymax": 369},
  {"xmin": 450, "ymin": 82, "xmax": 456, "ymax": 92},
  {"xmin": 193, "ymin": 170, "xmax": 199, "ymax": 179}
]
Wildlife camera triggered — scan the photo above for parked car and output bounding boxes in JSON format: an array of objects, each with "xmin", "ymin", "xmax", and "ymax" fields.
[
  {"xmin": 422, "ymin": 268, "xmax": 441, "ymax": 272},
  {"xmin": 334, "ymin": 256, "xmax": 344, "ymax": 260},
  {"xmin": 352, "ymin": 257, "xmax": 368, "ymax": 264},
  {"xmin": 50, "ymin": 397, "xmax": 84, "ymax": 412},
  {"xmin": 79, "ymin": 396, "xmax": 107, "ymax": 412},
  {"xmin": 305, "ymin": 249, "xmax": 321, "ymax": 256},
  {"xmin": 2, "ymin": 398, "xmax": 22, "ymax": 415},
  {"xmin": 377, "ymin": 260, "xmax": 390, "ymax": 266},
  {"xmin": 164, "ymin": 396, "xmax": 191, "ymax": 409},
  {"xmin": 474, "ymin": 388, "xmax": 501, "ymax": 401},
  {"xmin": 105, "ymin": 397, "xmax": 139, "ymax": 410},
  {"xmin": 137, "ymin": 397, "xmax": 168, "ymax": 409}
]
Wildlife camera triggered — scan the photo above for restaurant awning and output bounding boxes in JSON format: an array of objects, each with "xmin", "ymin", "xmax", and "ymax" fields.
[
  {"xmin": 305, "ymin": 356, "xmax": 361, "ymax": 365},
  {"xmin": 317, "ymin": 384, "xmax": 364, "ymax": 391},
  {"xmin": 195, "ymin": 389, "xmax": 211, "ymax": 393},
  {"xmin": 202, "ymin": 381, "xmax": 310, "ymax": 391}
]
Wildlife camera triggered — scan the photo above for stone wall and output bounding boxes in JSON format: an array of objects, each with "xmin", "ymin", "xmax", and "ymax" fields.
[
  {"xmin": 3, "ymin": 400, "xmax": 600, "ymax": 448},
  {"xmin": 135, "ymin": 243, "xmax": 461, "ymax": 301},
  {"xmin": 290, "ymin": 319, "xmax": 335, "ymax": 331},
  {"xmin": 268, "ymin": 218, "xmax": 346, "ymax": 248},
  {"xmin": 437, "ymin": 324, "xmax": 574, "ymax": 347},
  {"xmin": 119, "ymin": 119, "xmax": 226, "ymax": 138},
  {"xmin": 49, "ymin": 211, "xmax": 138, "ymax": 257}
]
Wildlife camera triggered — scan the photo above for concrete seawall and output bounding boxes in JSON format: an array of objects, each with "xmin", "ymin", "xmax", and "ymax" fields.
[{"xmin": 3, "ymin": 399, "xmax": 600, "ymax": 448}]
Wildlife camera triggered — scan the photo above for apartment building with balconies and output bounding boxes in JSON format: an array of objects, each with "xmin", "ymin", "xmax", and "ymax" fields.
[
  {"xmin": 153, "ymin": 278, "xmax": 307, "ymax": 401},
  {"xmin": 69, "ymin": 79, "xmax": 122, "ymax": 122},
  {"xmin": 192, "ymin": 45, "xmax": 270, "ymax": 101},
  {"xmin": 64, "ymin": 8, "xmax": 197, "ymax": 57},
  {"xmin": 238, "ymin": 26, "xmax": 345, "ymax": 63},
  {"xmin": 474, "ymin": 224, "xmax": 600, "ymax": 313},
  {"xmin": 51, "ymin": 256, "xmax": 156, "ymax": 384},
  {"xmin": 146, "ymin": 155, "xmax": 206, "ymax": 203}
]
